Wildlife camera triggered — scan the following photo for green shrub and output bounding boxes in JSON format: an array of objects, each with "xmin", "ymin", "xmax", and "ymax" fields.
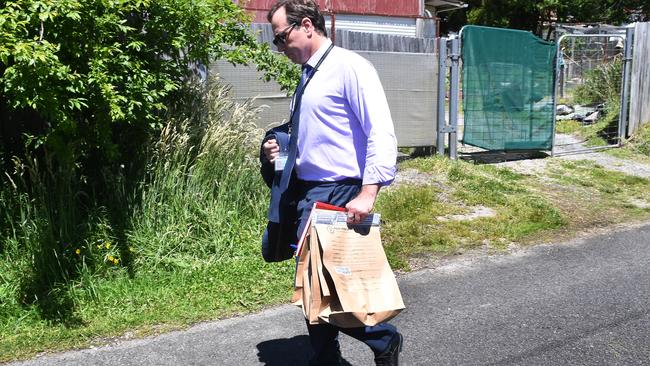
[
  {"xmin": 0, "ymin": 1, "xmax": 297, "ymax": 273},
  {"xmin": 0, "ymin": 0, "xmax": 296, "ymax": 165},
  {"xmin": 572, "ymin": 59, "xmax": 622, "ymax": 105}
]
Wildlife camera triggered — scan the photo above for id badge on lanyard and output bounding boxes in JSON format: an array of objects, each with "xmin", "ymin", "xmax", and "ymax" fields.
[{"xmin": 274, "ymin": 149, "xmax": 288, "ymax": 171}]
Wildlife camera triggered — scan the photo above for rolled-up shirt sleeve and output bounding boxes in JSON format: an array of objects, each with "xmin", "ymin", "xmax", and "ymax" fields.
[{"xmin": 345, "ymin": 58, "xmax": 398, "ymax": 186}]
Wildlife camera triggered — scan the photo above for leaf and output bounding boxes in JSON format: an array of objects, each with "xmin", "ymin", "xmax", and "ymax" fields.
[{"xmin": 66, "ymin": 11, "xmax": 81, "ymax": 21}]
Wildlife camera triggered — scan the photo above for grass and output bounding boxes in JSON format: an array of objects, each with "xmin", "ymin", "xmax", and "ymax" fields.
[
  {"xmin": 625, "ymin": 122, "xmax": 650, "ymax": 156},
  {"xmin": 376, "ymin": 156, "xmax": 566, "ymax": 269},
  {"xmin": 605, "ymin": 122, "xmax": 650, "ymax": 164},
  {"xmin": 543, "ymin": 159, "xmax": 650, "ymax": 218},
  {"xmin": 377, "ymin": 153, "xmax": 650, "ymax": 271},
  {"xmin": 1, "ymin": 258, "xmax": 295, "ymax": 360}
]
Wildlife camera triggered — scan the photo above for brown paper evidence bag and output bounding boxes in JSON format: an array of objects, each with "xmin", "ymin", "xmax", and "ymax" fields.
[{"xmin": 291, "ymin": 205, "xmax": 405, "ymax": 328}]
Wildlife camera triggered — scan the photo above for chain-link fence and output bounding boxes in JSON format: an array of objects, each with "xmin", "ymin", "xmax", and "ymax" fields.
[{"xmin": 554, "ymin": 33, "xmax": 629, "ymax": 155}]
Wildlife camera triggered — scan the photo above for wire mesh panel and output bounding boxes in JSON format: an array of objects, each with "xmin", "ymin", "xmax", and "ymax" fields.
[
  {"xmin": 558, "ymin": 35, "xmax": 623, "ymax": 97},
  {"xmin": 358, "ymin": 51, "xmax": 438, "ymax": 147},
  {"xmin": 554, "ymin": 33, "xmax": 626, "ymax": 154},
  {"xmin": 461, "ymin": 25, "xmax": 556, "ymax": 151}
]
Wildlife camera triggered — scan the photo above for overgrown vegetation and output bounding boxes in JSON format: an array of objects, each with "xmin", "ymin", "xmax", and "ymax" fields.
[
  {"xmin": 625, "ymin": 122, "xmax": 650, "ymax": 157},
  {"xmin": 556, "ymin": 59, "xmax": 622, "ymax": 146},
  {"xmin": 129, "ymin": 82, "xmax": 268, "ymax": 270},
  {"xmin": 0, "ymin": 81, "xmax": 296, "ymax": 361},
  {"xmin": 606, "ymin": 122, "xmax": 650, "ymax": 164},
  {"xmin": 1, "ymin": 0, "xmax": 300, "ymax": 361},
  {"xmin": 572, "ymin": 59, "xmax": 622, "ymax": 106}
]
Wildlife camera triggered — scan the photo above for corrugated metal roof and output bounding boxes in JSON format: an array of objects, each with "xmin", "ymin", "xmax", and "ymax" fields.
[
  {"xmin": 329, "ymin": 0, "xmax": 420, "ymax": 17},
  {"xmin": 326, "ymin": 14, "xmax": 417, "ymax": 37},
  {"xmin": 425, "ymin": 0, "xmax": 465, "ymax": 8}
]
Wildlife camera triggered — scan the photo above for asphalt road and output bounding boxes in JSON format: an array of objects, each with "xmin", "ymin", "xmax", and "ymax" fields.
[{"xmin": 9, "ymin": 223, "xmax": 650, "ymax": 366}]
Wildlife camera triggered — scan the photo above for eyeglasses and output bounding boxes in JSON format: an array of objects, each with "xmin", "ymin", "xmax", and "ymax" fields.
[{"xmin": 273, "ymin": 23, "xmax": 297, "ymax": 47}]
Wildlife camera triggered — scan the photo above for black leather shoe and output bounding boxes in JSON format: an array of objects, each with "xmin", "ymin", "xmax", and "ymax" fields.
[
  {"xmin": 374, "ymin": 332, "xmax": 403, "ymax": 366},
  {"xmin": 309, "ymin": 345, "xmax": 343, "ymax": 366}
]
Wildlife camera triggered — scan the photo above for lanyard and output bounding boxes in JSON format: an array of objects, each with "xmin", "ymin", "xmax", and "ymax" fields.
[{"xmin": 288, "ymin": 43, "xmax": 335, "ymax": 132}]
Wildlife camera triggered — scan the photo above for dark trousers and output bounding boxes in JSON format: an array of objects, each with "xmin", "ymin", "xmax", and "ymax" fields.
[{"xmin": 295, "ymin": 179, "xmax": 398, "ymax": 364}]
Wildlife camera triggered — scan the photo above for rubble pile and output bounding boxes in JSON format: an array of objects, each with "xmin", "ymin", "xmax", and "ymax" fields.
[{"xmin": 556, "ymin": 103, "xmax": 605, "ymax": 125}]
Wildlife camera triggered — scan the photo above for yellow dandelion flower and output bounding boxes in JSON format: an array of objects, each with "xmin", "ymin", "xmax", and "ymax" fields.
[
  {"xmin": 75, "ymin": 249, "xmax": 81, "ymax": 255},
  {"xmin": 112, "ymin": 258, "xmax": 120, "ymax": 265},
  {"xmin": 107, "ymin": 255, "xmax": 115, "ymax": 262},
  {"xmin": 105, "ymin": 242, "xmax": 111, "ymax": 249}
]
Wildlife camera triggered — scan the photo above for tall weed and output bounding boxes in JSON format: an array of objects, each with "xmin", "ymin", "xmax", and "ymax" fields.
[
  {"xmin": 626, "ymin": 122, "xmax": 650, "ymax": 156},
  {"xmin": 128, "ymin": 80, "xmax": 267, "ymax": 270},
  {"xmin": 572, "ymin": 58, "xmax": 622, "ymax": 105},
  {"xmin": 1, "ymin": 77, "xmax": 268, "ymax": 328},
  {"xmin": 0, "ymin": 153, "xmax": 101, "ymax": 325},
  {"xmin": 1, "ymin": 78, "xmax": 284, "ymax": 359}
]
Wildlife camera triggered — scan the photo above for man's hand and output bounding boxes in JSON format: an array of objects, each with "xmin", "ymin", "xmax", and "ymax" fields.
[
  {"xmin": 345, "ymin": 184, "xmax": 380, "ymax": 224},
  {"xmin": 263, "ymin": 138, "xmax": 279, "ymax": 163}
]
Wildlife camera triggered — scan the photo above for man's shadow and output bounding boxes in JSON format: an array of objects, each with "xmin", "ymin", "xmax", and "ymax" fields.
[{"xmin": 257, "ymin": 335, "xmax": 353, "ymax": 365}]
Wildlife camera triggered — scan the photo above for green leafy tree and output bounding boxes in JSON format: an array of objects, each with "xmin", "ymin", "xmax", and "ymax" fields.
[
  {"xmin": 440, "ymin": 0, "xmax": 649, "ymax": 37},
  {"xmin": 0, "ymin": 0, "xmax": 296, "ymax": 172}
]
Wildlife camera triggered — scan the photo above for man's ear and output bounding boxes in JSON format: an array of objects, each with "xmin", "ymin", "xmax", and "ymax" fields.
[{"xmin": 301, "ymin": 17, "xmax": 313, "ymax": 33}]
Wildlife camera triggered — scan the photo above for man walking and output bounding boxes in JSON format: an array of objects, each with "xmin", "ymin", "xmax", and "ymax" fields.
[{"xmin": 261, "ymin": 1, "xmax": 402, "ymax": 364}]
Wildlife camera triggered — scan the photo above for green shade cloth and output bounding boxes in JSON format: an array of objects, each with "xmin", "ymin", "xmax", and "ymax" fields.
[{"xmin": 461, "ymin": 25, "xmax": 556, "ymax": 151}]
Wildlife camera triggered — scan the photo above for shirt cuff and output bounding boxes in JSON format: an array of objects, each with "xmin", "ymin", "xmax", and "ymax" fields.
[{"xmin": 362, "ymin": 165, "xmax": 396, "ymax": 187}]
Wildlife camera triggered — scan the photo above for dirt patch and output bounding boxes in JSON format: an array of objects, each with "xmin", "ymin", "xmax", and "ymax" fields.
[
  {"xmin": 392, "ymin": 168, "xmax": 438, "ymax": 186},
  {"xmin": 436, "ymin": 206, "xmax": 496, "ymax": 222},
  {"xmin": 493, "ymin": 134, "xmax": 650, "ymax": 179}
]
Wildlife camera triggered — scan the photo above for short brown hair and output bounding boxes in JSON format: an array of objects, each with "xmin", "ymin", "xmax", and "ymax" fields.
[{"xmin": 267, "ymin": 0, "xmax": 328, "ymax": 37}]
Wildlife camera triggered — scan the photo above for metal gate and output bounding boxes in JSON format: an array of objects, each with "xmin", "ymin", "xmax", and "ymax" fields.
[
  {"xmin": 552, "ymin": 29, "xmax": 634, "ymax": 156},
  {"xmin": 456, "ymin": 26, "xmax": 557, "ymax": 155}
]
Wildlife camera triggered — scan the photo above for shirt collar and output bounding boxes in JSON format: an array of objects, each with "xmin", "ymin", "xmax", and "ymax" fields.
[{"xmin": 304, "ymin": 39, "xmax": 333, "ymax": 69}]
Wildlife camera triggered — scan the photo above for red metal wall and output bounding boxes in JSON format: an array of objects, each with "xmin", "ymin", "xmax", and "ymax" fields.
[
  {"xmin": 244, "ymin": 0, "xmax": 421, "ymax": 22},
  {"xmin": 325, "ymin": 0, "xmax": 420, "ymax": 16}
]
